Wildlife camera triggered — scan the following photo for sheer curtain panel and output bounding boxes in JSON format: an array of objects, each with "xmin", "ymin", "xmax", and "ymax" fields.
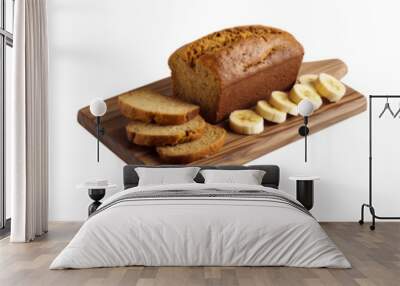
[{"xmin": 10, "ymin": 0, "xmax": 48, "ymax": 242}]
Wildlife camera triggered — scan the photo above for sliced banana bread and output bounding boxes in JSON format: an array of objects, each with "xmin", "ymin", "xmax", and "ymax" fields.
[
  {"xmin": 119, "ymin": 89, "xmax": 199, "ymax": 125},
  {"xmin": 168, "ymin": 25, "xmax": 304, "ymax": 123},
  {"xmin": 126, "ymin": 115, "xmax": 206, "ymax": 146},
  {"xmin": 156, "ymin": 125, "xmax": 226, "ymax": 163}
]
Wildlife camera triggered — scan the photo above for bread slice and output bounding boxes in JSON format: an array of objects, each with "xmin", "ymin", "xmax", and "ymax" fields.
[
  {"xmin": 156, "ymin": 124, "xmax": 227, "ymax": 163},
  {"xmin": 119, "ymin": 89, "xmax": 199, "ymax": 125},
  {"xmin": 126, "ymin": 115, "xmax": 206, "ymax": 146}
]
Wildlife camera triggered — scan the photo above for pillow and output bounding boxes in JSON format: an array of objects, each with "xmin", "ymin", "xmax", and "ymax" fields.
[
  {"xmin": 135, "ymin": 167, "xmax": 200, "ymax": 186},
  {"xmin": 200, "ymin": 169, "xmax": 266, "ymax": 185}
]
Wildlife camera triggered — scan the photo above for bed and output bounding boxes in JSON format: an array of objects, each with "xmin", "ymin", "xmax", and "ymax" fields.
[{"xmin": 50, "ymin": 165, "xmax": 350, "ymax": 269}]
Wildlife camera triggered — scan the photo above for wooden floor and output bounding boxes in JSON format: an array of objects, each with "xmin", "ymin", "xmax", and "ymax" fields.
[{"xmin": 0, "ymin": 222, "xmax": 399, "ymax": 286}]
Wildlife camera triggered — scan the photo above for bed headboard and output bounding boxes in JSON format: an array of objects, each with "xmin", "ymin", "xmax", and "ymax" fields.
[{"xmin": 123, "ymin": 165, "xmax": 280, "ymax": 189}]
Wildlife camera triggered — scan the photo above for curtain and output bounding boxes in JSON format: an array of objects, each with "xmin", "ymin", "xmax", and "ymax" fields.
[{"xmin": 10, "ymin": 0, "xmax": 48, "ymax": 242}]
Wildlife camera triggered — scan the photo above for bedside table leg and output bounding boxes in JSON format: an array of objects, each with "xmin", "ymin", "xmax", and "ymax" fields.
[
  {"xmin": 296, "ymin": 180, "xmax": 314, "ymax": 210},
  {"xmin": 88, "ymin": 189, "xmax": 106, "ymax": 216}
]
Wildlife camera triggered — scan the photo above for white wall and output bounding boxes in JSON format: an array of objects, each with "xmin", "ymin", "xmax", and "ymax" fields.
[{"xmin": 47, "ymin": 0, "xmax": 400, "ymax": 221}]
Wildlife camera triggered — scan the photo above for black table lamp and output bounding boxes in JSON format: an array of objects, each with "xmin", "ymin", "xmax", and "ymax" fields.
[
  {"xmin": 298, "ymin": 99, "xmax": 314, "ymax": 162},
  {"xmin": 89, "ymin": 98, "xmax": 107, "ymax": 162}
]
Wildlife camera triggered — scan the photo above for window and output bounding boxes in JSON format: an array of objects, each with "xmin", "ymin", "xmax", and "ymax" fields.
[{"xmin": 0, "ymin": 0, "xmax": 14, "ymax": 234}]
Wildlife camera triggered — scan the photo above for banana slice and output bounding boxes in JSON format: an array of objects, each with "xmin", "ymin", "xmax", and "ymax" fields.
[
  {"xmin": 289, "ymin": 84, "xmax": 323, "ymax": 110},
  {"xmin": 313, "ymin": 73, "xmax": 346, "ymax": 102},
  {"xmin": 256, "ymin": 100, "xmax": 287, "ymax": 124},
  {"xmin": 269, "ymin": 91, "xmax": 298, "ymax": 116},
  {"xmin": 298, "ymin": 74, "xmax": 318, "ymax": 84},
  {"xmin": 229, "ymin": 109, "xmax": 264, "ymax": 135}
]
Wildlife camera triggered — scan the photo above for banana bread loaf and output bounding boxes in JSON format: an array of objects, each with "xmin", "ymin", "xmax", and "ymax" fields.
[{"xmin": 168, "ymin": 25, "xmax": 304, "ymax": 123}]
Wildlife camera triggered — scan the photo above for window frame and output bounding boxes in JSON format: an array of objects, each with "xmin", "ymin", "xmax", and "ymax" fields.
[{"xmin": 0, "ymin": 0, "xmax": 13, "ymax": 233}]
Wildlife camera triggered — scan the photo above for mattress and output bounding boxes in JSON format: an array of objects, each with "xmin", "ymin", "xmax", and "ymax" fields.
[{"xmin": 50, "ymin": 183, "xmax": 350, "ymax": 269}]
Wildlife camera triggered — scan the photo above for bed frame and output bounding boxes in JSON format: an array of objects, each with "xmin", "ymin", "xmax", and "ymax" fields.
[{"xmin": 123, "ymin": 165, "xmax": 280, "ymax": 189}]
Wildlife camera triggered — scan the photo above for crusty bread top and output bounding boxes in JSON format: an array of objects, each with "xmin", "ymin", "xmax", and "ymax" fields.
[
  {"xmin": 169, "ymin": 25, "xmax": 304, "ymax": 86},
  {"xmin": 119, "ymin": 89, "xmax": 199, "ymax": 124},
  {"xmin": 156, "ymin": 124, "xmax": 226, "ymax": 157},
  {"xmin": 126, "ymin": 115, "xmax": 205, "ymax": 137}
]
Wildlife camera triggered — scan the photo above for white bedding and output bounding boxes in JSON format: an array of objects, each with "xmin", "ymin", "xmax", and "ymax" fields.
[{"xmin": 50, "ymin": 183, "xmax": 350, "ymax": 269}]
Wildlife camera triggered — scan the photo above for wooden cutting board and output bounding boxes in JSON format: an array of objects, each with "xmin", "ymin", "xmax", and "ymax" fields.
[{"xmin": 77, "ymin": 59, "xmax": 366, "ymax": 165}]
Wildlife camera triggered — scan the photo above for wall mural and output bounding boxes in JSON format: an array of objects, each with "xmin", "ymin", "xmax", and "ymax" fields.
[{"xmin": 77, "ymin": 25, "xmax": 367, "ymax": 166}]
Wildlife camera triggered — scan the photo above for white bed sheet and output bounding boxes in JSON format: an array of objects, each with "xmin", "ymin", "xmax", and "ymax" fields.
[{"xmin": 50, "ymin": 183, "xmax": 350, "ymax": 269}]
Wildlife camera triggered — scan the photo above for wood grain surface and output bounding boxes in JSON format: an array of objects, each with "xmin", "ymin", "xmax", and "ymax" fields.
[
  {"xmin": 1, "ymin": 222, "xmax": 399, "ymax": 286},
  {"xmin": 77, "ymin": 59, "xmax": 366, "ymax": 165}
]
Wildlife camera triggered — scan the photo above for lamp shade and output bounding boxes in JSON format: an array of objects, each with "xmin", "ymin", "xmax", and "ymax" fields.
[
  {"xmin": 90, "ymin": 98, "xmax": 107, "ymax": 117},
  {"xmin": 298, "ymin": 99, "xmax": 314, "ymax": 117}
]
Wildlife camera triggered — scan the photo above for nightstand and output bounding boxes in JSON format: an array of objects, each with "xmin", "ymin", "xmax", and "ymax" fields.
[
  {"xmin": 289, "ymin": 176, "xmax": 320, "ymax": 210},
  {"xmin": 77, "ymin": 183, "xmax": 117, "ymax": 216}
]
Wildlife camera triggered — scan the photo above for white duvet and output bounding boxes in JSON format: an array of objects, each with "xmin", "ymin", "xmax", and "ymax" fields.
[{"xmin": 50, "ymin": 183, "xmax": 350, "ymax": 269}]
